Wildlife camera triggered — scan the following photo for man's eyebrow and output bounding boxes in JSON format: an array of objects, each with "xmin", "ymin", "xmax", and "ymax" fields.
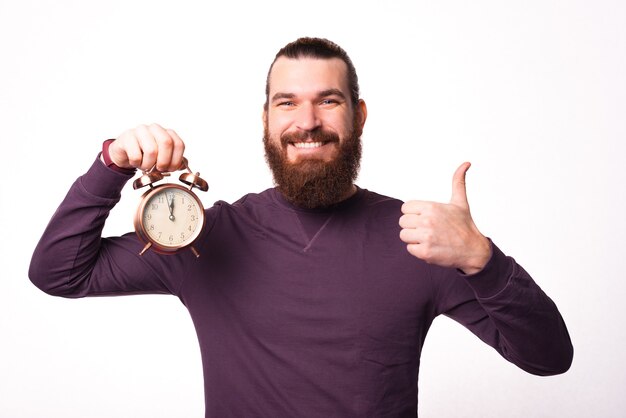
[
  {"xmin": 271, "ymin": 92, "xmax": 296, "ymax": 103},
  {"xmin": 318, "ymin": 89, "xmax": 347, "ymax": 100},
  {"xmin": 271, "ymin": 89, "xmax": 347, "ymax": 103}
]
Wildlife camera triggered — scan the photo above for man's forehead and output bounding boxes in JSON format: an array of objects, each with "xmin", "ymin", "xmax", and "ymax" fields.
[{"xmin": 268, "ymin": 56, "xmax": 349, "ymax": 94}]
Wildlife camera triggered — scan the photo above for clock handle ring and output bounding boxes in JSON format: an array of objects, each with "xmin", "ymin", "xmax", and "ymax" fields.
[
  {"xmin": 179, "ymin": 157, "xmax": 209, "ymax": 192},
  {"xmin": 133, "ymin": 165, "xmax": 169, "ymax": 190}
]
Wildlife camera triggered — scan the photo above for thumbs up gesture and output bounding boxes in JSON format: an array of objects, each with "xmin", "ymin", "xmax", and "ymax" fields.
[{"xmin": 399, "ymin": 162, "xmax": 491, "ymax": 275}]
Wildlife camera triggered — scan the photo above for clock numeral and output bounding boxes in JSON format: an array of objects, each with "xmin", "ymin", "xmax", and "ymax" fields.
[
  {"xmin": 149, "ymin": 224, "xmax": 154, "ymax": 231},
  {"xmin": 158, "ymin": 196, "xmax": 164, "ymax": 204},
  {"xmin": 151, "ymin": 204, "xmax": 159, "ymax": 210},
  {"xmin": 180, "ymin": 232, "xmax": 185, "ymax": 239},
  {"xmin": 147, "ymin": 214, "xmax": 152, "ymax": 220},
  {"xmin": 191, "ymin": 215, "xmax": 196, "ymax": 221},
  {"xmin": 188, "ymin": 225, "xmax": 192, "ymax": 231},
  {"xmin": 169, "ymin": 235, "xmax": 174, "ymax": 242},
  {"xmin": 187, "ymin": 204, "xmax": 192, "ymax": 212},
  {"xmin": 158, "ymin": 232, "xmax": 162, "ymax": 239}
]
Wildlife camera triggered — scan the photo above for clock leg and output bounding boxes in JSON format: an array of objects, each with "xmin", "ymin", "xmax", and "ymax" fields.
[{"xmin": 139, "ymin": 242, "xmax": 152, "ymax": 256}]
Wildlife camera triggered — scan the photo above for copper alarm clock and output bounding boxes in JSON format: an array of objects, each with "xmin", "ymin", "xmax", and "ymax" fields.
[{"xmin": 133, "ymin": 158, "xmax": 208, "ymax": 257}]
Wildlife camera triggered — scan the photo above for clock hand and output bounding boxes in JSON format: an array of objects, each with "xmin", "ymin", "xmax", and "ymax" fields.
[{"xmin": 167, "ymin": 193, "xmax": 175, "ymax": 221}]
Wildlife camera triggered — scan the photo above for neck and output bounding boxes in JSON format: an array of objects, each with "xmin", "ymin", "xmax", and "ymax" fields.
[{"xmin": 342, "ymin": 184, "xmax": 357, "ymax": 201}]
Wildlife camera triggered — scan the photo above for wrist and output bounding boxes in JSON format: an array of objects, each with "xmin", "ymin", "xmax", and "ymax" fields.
[
  {"xmin": 459, "ymin": 235, "xmax": 492, "ymax": 275},
  {"xmin": 101, "ymin": 139, "xmax": 135, "ymax": 174}
]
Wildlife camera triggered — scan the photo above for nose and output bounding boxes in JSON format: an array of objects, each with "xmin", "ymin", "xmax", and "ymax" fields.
[{"xmin": 295, "ymin": 103, "xmax": 321, "ymax": 132}]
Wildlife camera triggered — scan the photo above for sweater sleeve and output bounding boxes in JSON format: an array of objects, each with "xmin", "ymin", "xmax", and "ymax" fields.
[
  {"xmin": 29, "ymin": 156, "xmax": 195, "ymax": 298},
  {"xmin": 431, "ymin": 241, "xmax": 573, "ymax": 376}
]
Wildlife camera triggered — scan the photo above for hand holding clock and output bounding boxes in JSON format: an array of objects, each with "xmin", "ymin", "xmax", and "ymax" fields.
[
  {"xmin": 102, "ymin": 123, "xmax": 206, "ymax": 256},
  {"xmin": 108, "ymin": 123, "xmax": 186, "ymax": 172}
]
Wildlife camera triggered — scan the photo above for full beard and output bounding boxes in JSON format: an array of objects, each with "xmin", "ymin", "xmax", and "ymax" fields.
[{"xmin": 263, "ymin": 120, "xmax": 362, "ymax": 209}]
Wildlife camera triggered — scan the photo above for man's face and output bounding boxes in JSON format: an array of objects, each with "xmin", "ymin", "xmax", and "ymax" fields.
[{"xmin": 263, "ymin": 57, "xmax": 367, "ymax": 208}]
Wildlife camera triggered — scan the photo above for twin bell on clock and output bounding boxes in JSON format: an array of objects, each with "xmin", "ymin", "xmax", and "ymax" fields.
[{"xmin": 132, "ymin": 157, "xmax": 208, "ymax": 258}]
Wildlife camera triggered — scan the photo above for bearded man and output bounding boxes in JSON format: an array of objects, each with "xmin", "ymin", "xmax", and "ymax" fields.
[{"xmin": 30, "ymin": 37, "xmax": 572, "ymax": 417}]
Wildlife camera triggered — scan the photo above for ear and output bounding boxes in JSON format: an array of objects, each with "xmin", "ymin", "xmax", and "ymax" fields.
[
  {"xmin": 262, "ymin": 108, "xmax": 268, "ymax": 131},
  {"xmin": 356, "ymin": 99, "xmax": 367, "ymax": 131}
]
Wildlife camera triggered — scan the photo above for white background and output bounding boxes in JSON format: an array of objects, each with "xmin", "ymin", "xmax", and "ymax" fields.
[{"xmin": 1, "ymin": 0, "xmax": 624, "ymax": 417}]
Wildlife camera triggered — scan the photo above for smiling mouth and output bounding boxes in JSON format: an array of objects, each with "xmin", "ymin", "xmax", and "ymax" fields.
[
  {"xmin": 291, "ymin": 141, "xmax": 328, "ymax": 149},
  {"xmin": 281, "ymin": 130, "xmax": 340, "ymax": 151}
]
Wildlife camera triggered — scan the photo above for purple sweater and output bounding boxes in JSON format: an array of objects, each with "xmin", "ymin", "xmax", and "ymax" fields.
[{"xmin": 30, "ymin": 157, "xmax": 573, "ymax": 417}]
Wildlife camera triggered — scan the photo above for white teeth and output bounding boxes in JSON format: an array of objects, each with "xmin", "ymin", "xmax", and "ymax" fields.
[{"xmin": 293, "ymin": 142, "xmax": 323, "ymax": 149}]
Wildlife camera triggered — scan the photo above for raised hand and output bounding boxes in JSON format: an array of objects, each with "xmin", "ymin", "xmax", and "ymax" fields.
[
  {"xmin": 399, "ymin": 162, "xmax": 491, "ymax": 275},
  {"xmin": 108, "ymin": 123, "xmax": 185, "ymax": 172}
]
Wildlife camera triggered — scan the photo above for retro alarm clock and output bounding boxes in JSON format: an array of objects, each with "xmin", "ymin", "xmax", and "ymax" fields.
[{"xmin": 133, "ymin": 157, "xmax": 208, "ymax": 257}]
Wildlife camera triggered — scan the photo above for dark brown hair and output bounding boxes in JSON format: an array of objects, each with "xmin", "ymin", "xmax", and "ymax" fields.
[{"xmin": 264, "ymin": 37, "xmax": 360, "ymax": 109}]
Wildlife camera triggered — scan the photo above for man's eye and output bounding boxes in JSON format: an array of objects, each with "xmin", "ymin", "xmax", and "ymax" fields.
[
  {"xmin": 278, "ymin": 101, "xmax": 294, "ymax": 107},
  {"xmin": 321, "ymin": 99, "xmax": 338, "ymax": 105}
]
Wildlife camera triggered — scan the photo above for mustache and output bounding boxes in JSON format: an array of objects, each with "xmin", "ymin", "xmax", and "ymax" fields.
[{"xmin": 280, "ymin": 129, "xmax": 340, "ymax": 147}]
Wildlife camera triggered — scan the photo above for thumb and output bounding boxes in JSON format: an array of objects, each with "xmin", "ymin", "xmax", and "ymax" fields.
[{"xmin": 450, "ymin": 162, "xmax": 471, "ymax": 209}]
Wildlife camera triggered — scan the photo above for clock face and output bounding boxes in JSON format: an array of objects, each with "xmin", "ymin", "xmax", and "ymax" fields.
[{"xmin": 138, "ymin": 185, "xmax": 204, "ymax": 251}]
